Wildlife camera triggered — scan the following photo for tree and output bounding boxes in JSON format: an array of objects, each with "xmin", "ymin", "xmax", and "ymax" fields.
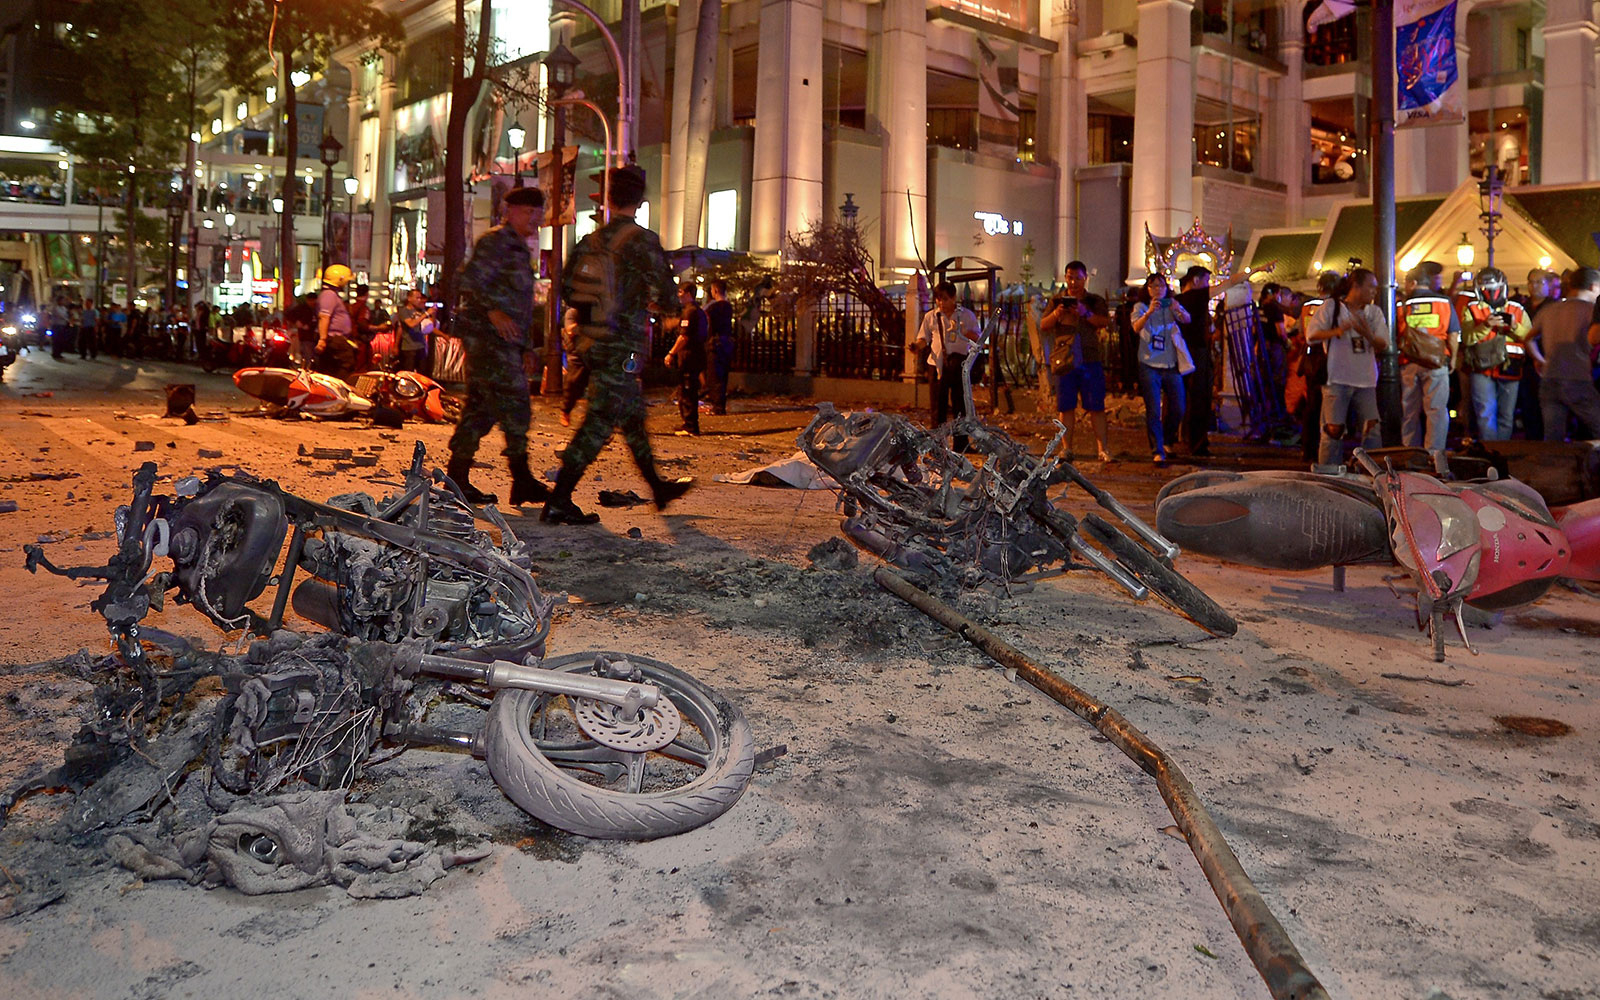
[
  {"xmin": 441, "ymin": 0, "xmax": 495, "ymax": 322},
  {"xmin": 780, "ymin": 218, "xmax": 904, "ymax": 337},
  {"xmin": 219, "ymin": 0, "xmax": 400, "ymax": 309},
  {"xmin": 49, "ymin": 0, "xmax": 192, "ymax": 304}
]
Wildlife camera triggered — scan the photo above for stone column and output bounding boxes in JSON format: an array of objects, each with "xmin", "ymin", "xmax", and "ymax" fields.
[
  {"xmin": 1274, "ymin": 13, "xmax": 1307, "ymax": 224},
  {"xmin": 1046, "ymin": 0, "xmax": 1087, "ymax": 273},
  {"xmin": 663, "ymin": 0, "xmax": 701, "ymax": 249},
  {"xmin": 371, "ymin": 58, "xmax": 398, "ymax": 285},
  {"xmin": 871, "ymin": 0, "xmax": 929, "ymax": 380},
  {"xmin": 1129, "ymin": 0, "xmax": 1195, "ymax": 274},
  {"xmin": 1540, "ymin": 0, "xmax": 1600, "ymax": 183},
  {"xmin": 874, "ymin": 0, "xmax": 928, "ymax": 277},
  {"xmin": 749, "ymin": 0, "xmax": 824, "ymax": 255}
]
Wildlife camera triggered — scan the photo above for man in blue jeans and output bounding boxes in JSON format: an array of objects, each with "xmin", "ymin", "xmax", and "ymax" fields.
[
  {"xmin": 1040, "ymin": 261, "xmax": 1113, "ymax": 462},
  {"xmin": 1307, "ymin": 268, "xmax": 1390, "ymax": 468}
]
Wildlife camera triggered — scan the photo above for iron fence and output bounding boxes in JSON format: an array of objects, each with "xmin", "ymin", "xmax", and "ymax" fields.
[
  {"xmin": 815, "ymin": 293, "xmax": 902, "ymax": 381},
  {"xmin": 733, "ymin": 305, "xmax": 796, "ymax": 374}
]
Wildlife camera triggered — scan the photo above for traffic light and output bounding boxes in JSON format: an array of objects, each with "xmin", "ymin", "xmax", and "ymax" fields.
[{"xmin": 587, "ymin": 169, "xmax": 607, "ymax": 226}]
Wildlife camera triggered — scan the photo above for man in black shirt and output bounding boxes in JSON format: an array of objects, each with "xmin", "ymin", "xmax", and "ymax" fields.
[
  {"xmin": 1258, "ymin": 282, "xmax": 1291, "ymax": 424},
  {"xmin": 1175, "ymin": 267, "xmax": 1218, "ymax": 457},
  {"xmin": 704, "ymin": 278, "xmax": 735, "ymax": 414},
  {"xmin": 669, "ymin": 283, "xmax": 709, "ymax": 435}
]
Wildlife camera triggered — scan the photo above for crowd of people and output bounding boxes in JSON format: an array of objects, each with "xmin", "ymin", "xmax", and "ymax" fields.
[{"xmin": 1029, "ymin": 260, "xmax": 1600, "ymax": 467}]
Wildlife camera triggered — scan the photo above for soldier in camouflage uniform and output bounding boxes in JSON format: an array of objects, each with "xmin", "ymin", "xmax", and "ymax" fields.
[
  {"xmin": 446, "ymin": 185, "xmax": 551, "ymax": 507},
  {"xmin": 543, "ymin": 165, "xmax": 693, "ymax": 525}
]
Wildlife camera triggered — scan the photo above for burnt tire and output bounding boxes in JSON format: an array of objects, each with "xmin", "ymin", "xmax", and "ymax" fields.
[
  {"xmin": 1082, "ymin": 513, "xmax": 1238, "ymax": 637},
  {"xmin": 485, "ymin": 651, "xmax": 754, "ymax": 839}
]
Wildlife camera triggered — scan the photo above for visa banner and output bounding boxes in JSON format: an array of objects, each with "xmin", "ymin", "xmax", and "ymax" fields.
[{"xmin": 1396, "ymin": 0, "xmax": 1464, "ymax": 127}]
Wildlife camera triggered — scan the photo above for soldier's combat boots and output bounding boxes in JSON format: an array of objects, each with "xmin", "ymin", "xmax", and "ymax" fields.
[
  {"xmin": 541, "ymin": 465, "xmax": 600, "ymax": 525},
  {"xmin": 644, "ymin": 468, "xmax": 693, "ymax": 511},
  {"xmin": 446, "ymin": 456, "xmax": 498, "ymax": 506},
  {"xmin": 508, "ymin": 456, "xmax": 552, "ymax": 506}
]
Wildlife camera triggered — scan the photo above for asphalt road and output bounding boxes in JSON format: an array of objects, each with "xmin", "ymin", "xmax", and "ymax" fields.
[{"xmin": 2, "ymin": 349, "xmax": 1597, "ymax": 1000}]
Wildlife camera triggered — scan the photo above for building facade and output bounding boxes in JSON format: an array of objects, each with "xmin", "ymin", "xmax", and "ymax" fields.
[{"xmin": 2, "ymin": 0, "xmax": 1597, "ymax": 311}]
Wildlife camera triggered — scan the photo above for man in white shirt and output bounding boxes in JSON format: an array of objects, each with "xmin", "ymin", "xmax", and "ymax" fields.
[
  {"xmin": 913, "ymin": 281, "xmax": 982, "ymax": 441},
  {"xmin": 1306, "ymin": 267, "xmax": 1390, "ymax": 468}
]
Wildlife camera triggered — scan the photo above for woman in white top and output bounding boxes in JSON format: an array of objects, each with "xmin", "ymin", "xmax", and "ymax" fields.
[{"xmin": 1130, "ymin": 273, "xmax": 1191, "ymax": 464}]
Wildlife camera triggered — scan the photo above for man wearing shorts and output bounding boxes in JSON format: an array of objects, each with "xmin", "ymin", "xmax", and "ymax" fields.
[{"xmin": 1040, "ymin": 261, "xmax": 1113, "ymax": 462}]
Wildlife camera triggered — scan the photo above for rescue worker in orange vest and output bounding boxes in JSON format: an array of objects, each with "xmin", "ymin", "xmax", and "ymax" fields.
[
  {"xmin": 1460, "ymin": 267, "xmax": 1532, "ymax": 441},
  {"xmin": 1396, "ymin": 261, "xmax": 1460, "ymax": 452}
]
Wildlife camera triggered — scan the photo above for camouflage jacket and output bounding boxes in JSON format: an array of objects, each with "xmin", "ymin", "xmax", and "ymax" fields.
[
  {"xmin": 562, "ymin": 217, "xmax": 677, "ymax": 354},
  {"xmin": 458, "ymin": 224, "xmax": 538, "ymax": 345}
]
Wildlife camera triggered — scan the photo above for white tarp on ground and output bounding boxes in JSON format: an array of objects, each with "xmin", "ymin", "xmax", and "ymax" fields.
[{"xmin": 713, "ymin": 451, "xmax": 836, "ymax": 490}]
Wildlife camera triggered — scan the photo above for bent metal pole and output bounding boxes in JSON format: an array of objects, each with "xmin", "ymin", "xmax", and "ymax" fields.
[{"xmin": 875, "ymin": 567, "xmax": 1332, "ymax": 1000}]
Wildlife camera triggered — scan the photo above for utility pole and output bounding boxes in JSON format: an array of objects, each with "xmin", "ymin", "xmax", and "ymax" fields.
[
  {"xmin": 1372, "ymin": 0, "xmax": 1401, "ymax": 446},
  {"xmin": 540, "ymin": 41, "xmax": 579, "ymax": 396}
]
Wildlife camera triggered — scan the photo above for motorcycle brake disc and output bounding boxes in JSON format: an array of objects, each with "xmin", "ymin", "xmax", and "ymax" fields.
[{"xmin": 573, "ymin": 695, "xmax": 682, "ymax": 753}]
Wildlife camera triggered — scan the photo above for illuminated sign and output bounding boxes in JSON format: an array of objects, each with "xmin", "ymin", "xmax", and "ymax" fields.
[{"xmin": 974, "ymin": 211, "xmax": 1022, "ymax": 236}]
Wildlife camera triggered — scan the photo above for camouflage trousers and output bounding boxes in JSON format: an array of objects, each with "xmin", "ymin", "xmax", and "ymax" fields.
[
  {"xmin": 561, "ymin": 349, "xmax": 654, "ymax": 475},
  {"xmin": 448, "ymin": 336, "xmax": 531, "ymax": 461}
]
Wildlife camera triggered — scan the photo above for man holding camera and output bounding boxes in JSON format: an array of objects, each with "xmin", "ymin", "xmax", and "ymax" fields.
[
  {"xmin": 913, "ymin": 281, "xmax": 983, "ymax": 445},
  {"xmin": 1460, "ymin": 267, "xmax": 1530, "ymax": 441},
  {"xmin": 1040, "ymin": 261, "xmax": 1113, "ymax": 462}
]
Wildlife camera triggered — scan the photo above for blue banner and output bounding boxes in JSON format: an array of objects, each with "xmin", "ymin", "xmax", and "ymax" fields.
[{"xmin": 1396, "ymin": 0, "xmax": 1463, "ymax": 127}]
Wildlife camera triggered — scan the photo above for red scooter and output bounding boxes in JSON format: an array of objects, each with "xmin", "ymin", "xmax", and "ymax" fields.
[{"xmin": 1155, "ymin": 449, "xmax": 1600, "ymax": 660}]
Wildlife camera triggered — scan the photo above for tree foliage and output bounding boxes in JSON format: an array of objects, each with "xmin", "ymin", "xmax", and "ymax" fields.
[
  {"xmin": 780, "ymin": 218, "xmax": 904, "ymax": 334},
  {"xmin": 48, "ymin": 0, "xmax": 217, "ymax": 299},
  {"xmin": 217, "ymin": 0, "xmax": 401, "ymax": 299}
]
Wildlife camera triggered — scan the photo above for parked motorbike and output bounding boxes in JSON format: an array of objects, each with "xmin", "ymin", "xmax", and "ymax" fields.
[
  {"xmin": 234, "ymin": 366, "xmax": 376, "ymax": 418},
  {"xmin": 0, "ymin": 316, "xmax": 23, "ymax": 380},
  {"xmin": 19, "ymin": 444, "xmax": 753, "ymax": 839},
  {"xmin": 1155, "ymin": 448, "xmax": 1600, "ymax": 659},
  {"xmin": 799, "ymin": 404, "xmax": 1237, "ymax": 636}
]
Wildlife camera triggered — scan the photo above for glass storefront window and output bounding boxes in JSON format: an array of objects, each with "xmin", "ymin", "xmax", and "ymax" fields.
[
  {"xmin": 1193, "ymin": 119, "xmax": 1258, "ymax": 174},
  {"xmin": 1470, "ymin": 107, "xmax": 1530, "ymax": 185},
  {"xmin": 1303, "ymin": 1, "xmax": 1361, "ymax": 66},
  {"xmin": 1087, "ymin": 113, "xmax": 1134, "ymax": 165},
  {"xmin": 0, "ymin": 158, "xmax": 67, "ymax": 205},
  {"xmin": 1307, "ymin": 96, "xmax": 1368, "ymax": 186}
]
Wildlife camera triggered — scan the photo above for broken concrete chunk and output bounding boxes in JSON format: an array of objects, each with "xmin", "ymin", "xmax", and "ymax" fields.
[
  {"xmin": 0, "ymin": 500, "xmax": 18, "ymax": 513},
  {"xmin": 299, "ymin": 445, "xmax": 354, "ymax": 461},
  {"xmin": 134, "ymin": 441, "xmax": 155, "ymax": 452},
  {"xmin": 198, "ymin": 449, "xmax": 223, "ymax": 459}
]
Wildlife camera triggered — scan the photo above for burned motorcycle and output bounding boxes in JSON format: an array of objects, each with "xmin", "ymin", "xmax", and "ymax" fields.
[
  {"xmin": 19, "ymin": 444, "xmax": 753, "ymax": 839},
  {"xmin": 1155, "ymin": 448, "xmax": 1600, "ymax": 660},
  {"xmin": 798, "ymin": 403, "xmax": 1236, "ymax": 636}
]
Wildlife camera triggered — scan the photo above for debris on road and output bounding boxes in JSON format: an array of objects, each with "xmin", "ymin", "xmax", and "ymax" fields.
[
  {"xmin": 0, "ymin": 500, "xmax": 17, "ymax": 513},
  {"xmin": 133, "ymin": 441, "xmax": 155, "ymax": 452},
  {"xmin": 806, "ymin": 536, "xmax": 858, "ymax": 572}
]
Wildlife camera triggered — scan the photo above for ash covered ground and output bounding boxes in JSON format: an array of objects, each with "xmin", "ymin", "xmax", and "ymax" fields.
[{"xmin": 1, "ymin": 353, "xmax": 1598, "ymax": 1000}]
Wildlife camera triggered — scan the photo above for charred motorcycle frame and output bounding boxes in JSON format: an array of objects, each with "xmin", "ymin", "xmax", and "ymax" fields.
[{"xmin": 19, "ymin": 444, "xmax": 752, "ymax": 840}]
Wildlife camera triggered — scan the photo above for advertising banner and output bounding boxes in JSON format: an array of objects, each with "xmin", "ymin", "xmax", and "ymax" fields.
[
  {"xmin": 535, "ymin": 146, "xmax": 579, "ymax": 227},
  {"xmin": 294, "ymin": 104, "xmax": 326, "ymax": 150},
  {"xmin": 1396, "ymin": 0, "xmax": 1464, "ymax": 127},
  {"xmin": 259, "ymin": 227, "xmax": 278, "ymax": 274},
  {"xmin": 326, "ymin": 213, "xmax": 373, "ymax": 271}
]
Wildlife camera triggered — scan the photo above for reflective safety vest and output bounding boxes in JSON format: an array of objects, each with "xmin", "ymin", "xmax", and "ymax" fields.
[
  {"xmin": 1463, "ymin": 298, "xmax": 1531, "ymax": 381},
  {"xmin": 1398, "ymin": 294, "xmax": 1456, "ymax": 365}
]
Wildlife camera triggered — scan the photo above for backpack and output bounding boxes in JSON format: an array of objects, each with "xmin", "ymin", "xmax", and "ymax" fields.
[{"xmin": 566, "ymin": 221, "xmax": 643, "ymax": 354}]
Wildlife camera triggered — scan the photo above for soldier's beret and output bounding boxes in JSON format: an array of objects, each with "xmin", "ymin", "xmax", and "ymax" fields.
[
  {"xmin": 504, "ymin": 186, "xmax": 545, "ymax": 208},
  {"xmin": 609, "ymin": 165, "xmax": 647, "ymax": 206}
]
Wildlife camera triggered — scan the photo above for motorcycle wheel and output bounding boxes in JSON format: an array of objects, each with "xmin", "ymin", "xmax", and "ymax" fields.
[
  {"xmin": 485, "ymin": 651, "xmax": 754, "ymax": 839},
  {"xmin": 1081, "ymin": 513, "xmax": 1238, "ymax": 637}
]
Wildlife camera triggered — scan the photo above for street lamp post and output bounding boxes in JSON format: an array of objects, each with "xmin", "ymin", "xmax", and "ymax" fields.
[
  {"xmin": 507, "ymin": 126, "xmax": 526, "ymax": 188},
  {"xmin": 166, "ymin": 191, "xmax": 184, "ymax": 313},
  {"xmin": 344, "ymin": 176, "xmax": 359, "ymax": 271},
  {"xmin": 1479, "ymin": 165, "xmax": 1504, "ymax": 269},
  {"xmin": 317, "ymin": 132, "xmax": 343, "ymax": 266},
  {"xmin": 223, "ymin": 211, "xmax": 237, "ymax": 304},
  {"xmin": 270, "ymin": 197, "xmax": 284, "ymax": 298},
  {"xmin": 541, "ymin": 42, "xmax": 580, "ymax": 396}
]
